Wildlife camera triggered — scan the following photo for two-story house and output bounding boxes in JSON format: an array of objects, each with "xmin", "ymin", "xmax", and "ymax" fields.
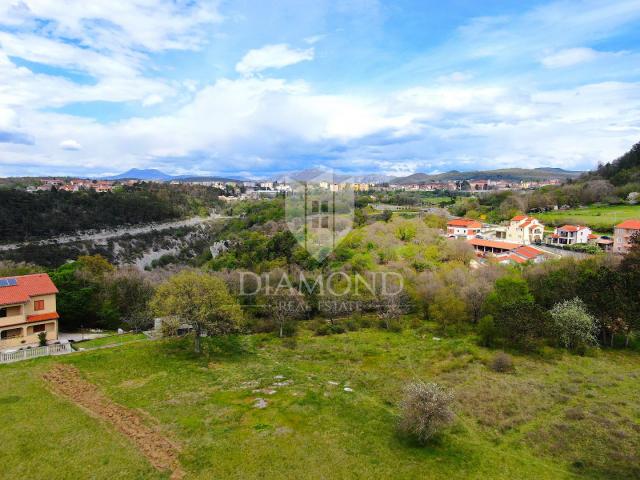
[
  {"xmin": 506, "ymin": 215, "xmax": 544, "ymax": 245},
  {"xmin": 613, "ymin": 219, "xmax": 640, "ymax": 254},
  {"xmin": 547, "ymin": 225, "xmax": 592, "ymax": 246},
  {"xmin": 0, "ymin": 274, "xmax": 59, "ymax": 349},
  {"xmin": 447, "ymin": 218, "xmax": 483, "ymax": 239}
]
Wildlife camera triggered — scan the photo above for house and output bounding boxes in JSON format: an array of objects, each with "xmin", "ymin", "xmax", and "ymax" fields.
[
  {"xmin": 467, "ymin": 238, "xmax": 521, "ymax": 255},
  {"xmin": 546, "ymin": 225, "xmax": 592, "ymax": 246},
  {"xmin": 467, "ymin": 239, "xmax": 546, "ymax": 264},
  {"xmin": 0, "ymin": 274, "xmax": 59, "ymax": 349},
  {"xmin": 506, "ymin": 215, "xmax": 544, "ymax": 245},
  {"xmin": 447, "ymin": 218, "xmax": 483, "ymax": 239},
  {"xmin": 613, "ymin": 219, "xmax": 640, "ymax": 254}
]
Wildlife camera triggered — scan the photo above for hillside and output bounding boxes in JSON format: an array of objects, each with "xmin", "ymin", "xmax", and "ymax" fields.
[
  {"xmin": 2, "ymin": 329, "xmax": 638, "ymax": 479},
  {"xmin": 594, "ymin": 141, "xmax": 640, "ymax": 186},
  {"xmin": 392, "ymin": 168, "xmax": 582, "ymax": 185}
]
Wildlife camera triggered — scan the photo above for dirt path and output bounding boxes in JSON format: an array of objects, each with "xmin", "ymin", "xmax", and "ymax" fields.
[{"xmin": 43, "ymin": 364, "xmax": 184, "ymax": 479}]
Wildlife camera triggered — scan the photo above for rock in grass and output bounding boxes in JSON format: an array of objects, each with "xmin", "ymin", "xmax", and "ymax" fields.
[
  {"xmin": 344, "ymin": 387, "xmax": 354, "ymax": 392},
  {"xmin": 254, "ymin": 398, "xmax": 268, "ymax": 409}
]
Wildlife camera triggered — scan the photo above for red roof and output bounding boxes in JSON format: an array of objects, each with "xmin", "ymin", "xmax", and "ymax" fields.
[
  {"xmin": 588, "ymin": 234, "xmax": 599, "ymax": 239},
  {"xmin": 616, "ymin": 219, "xmax": 640, "ymax": 230},
  {"xmin": 514, "ymin": 245, "xmax": 543, "ymax": 259},
  {"xmin": 447, "ymin": 218, "xmax": 482, "ymax": 228},
  {"xmin": 27, "ymin": 312, "xmax": 60, "ymax": 323},
  {"xmin": 0, "ymin": 274, "xmax": 58, "ymax": 307},
  {"xmin": 511, "ymin": 215, "xmax": 527, "ymax": 221},
  {"xmin": 468, "ymin": 238, "xmax": 521, "ymax": 250},
  {"xmin": 559, "ymin": 224, "xmax": 589, "ymax": 232},
  {"xmin": 504, "ymin": 254, "xmax": 527, "ymax": 264}
]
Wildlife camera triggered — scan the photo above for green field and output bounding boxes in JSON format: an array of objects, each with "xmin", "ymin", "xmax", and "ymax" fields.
[
  {"xmin": 2, "ymin": 324, "xmax": 639, "ymax": 479},
  {"xmin": 73, "ymin": 332, "xmax": 148, "ymax": 350},
  {"xmin": 536, "ymin": 205, "xmax": 640, "ymax": 232}
]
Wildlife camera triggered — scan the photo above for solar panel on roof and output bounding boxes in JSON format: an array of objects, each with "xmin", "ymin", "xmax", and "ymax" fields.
[
  {"xmin": 7, "ymin": 278, "xmax": 17, "ymax": 286},
  {"xmin": 0, "ymin": 278, "xmax": 17, "ymax": 287}
]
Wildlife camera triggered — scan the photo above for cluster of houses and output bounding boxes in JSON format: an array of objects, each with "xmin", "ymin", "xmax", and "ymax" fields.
[
  {"xmin": 28, "ymin": 178, "xmax": 128, "ymax": 193},
  {"xmin": 447, "ymin": 215, "xmax": 640, "ymax": 265},
  {"xmin": 389, "ymin": 178, "xmax": 562, "ymax": 192}
]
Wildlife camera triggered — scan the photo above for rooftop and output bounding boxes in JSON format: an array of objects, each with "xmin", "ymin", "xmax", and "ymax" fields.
[{"xmin": 0, "ymin": 273, "xmax": 59, "ymax": 307}]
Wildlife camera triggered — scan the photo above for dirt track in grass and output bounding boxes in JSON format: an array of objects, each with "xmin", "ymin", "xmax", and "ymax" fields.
[{"xmin": 43, "ymin": 364, "xmax": 184, "ymax": 479}]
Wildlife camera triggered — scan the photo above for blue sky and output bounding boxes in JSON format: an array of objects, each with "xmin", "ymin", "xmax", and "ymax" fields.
[{"xmin": 1, "ymin": 0, "xmax": 640, "ymax": 178}]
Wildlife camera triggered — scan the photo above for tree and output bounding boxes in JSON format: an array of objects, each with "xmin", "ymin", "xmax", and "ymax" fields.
[
  {"xmin": 483, "ymin": 276, "xmax": 534, "ymax": 316},
  {"xmin": 428, "ymin": 290, "xmax": 468, "ymax": 331},
  {"xmin": 398, "ymin": 382, "xmax": 455, "ymax": 444},
  {"xmin": 267, "ymin": 289, "xmax": 308, "ymax": 337},
  {"xmin": 549, "ymin": 298, "xmax": 599, "ymax": 350},
  {"xmin": 381, "ymin": 210, "xmax": 393, "ymax": 222},
  {"xmin": 151, "ymin": 271, "xmax": 243, "ymax": 353},
  {"xmin": 484, "ymin": 277, "xmax": 545, "ymax": 349},
  {"xmin": 377, "ymin": 292, "xmax": 404, "ymax": 330},
  {"xmin": 103, "ymin": 268, "xmax": 155, "ymax": 331}
]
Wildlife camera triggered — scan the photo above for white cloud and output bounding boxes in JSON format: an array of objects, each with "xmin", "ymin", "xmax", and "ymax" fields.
[
  {"xmin": 236, "ymin": 44, "xmax": 314, "ymax": 76},
  {"xmin": 59, "ymin": 139, "xmax": 82, "ymax": 150},
  {"xmin": 540, "ymin": 47, "xmax": 601, "ymax": 68},
  {"xmin": 142, "ymin": 94, "xmax": 164, "ymax": 107}
]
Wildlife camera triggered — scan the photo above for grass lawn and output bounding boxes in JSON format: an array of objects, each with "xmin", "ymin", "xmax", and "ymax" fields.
[
  {"xmin": 73, "ymin": 332, "xmax": 148, "ymax": 350},
  {"xmin": 536, "ymin": 204, "xmax": 640, "ymax": 232},
  {"xmin": 1, "ymin": 325, "xmax": 639, "ymax": 479}
]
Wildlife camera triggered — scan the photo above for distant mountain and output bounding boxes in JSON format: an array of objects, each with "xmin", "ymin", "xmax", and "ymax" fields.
[
  {"xmin": 105, "ymin": 168, "xmax": 173, "ymax": 181},
  {"xmin": 391, "ymin": 167, "xmax": 582, "ymax": 185},
  {"xmin": 273, "ymin": 168, "xmax": 391, "ymax": 184},
  {"xmin": 104, "ymin": 169, "xmax": 243, "ymax": 183}
]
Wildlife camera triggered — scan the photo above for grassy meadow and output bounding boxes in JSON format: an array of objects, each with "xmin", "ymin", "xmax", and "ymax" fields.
[
  {"xmin": 536, "ymin": 204, "xmax": 640, "ymax": 232},
  {"xmin": 2, "ymin": 322, "xmax": 639, "ymax": 479}
]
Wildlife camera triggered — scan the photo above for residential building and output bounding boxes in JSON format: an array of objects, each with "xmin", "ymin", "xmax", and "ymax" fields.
[
  {"xmin": 613, "ymin": 219, "xmax": 640, "ymax": 254},
  {"xmin": 0, "ymin": 274, "xmax": 59, "ymax": 349},
  {"xmin": 546, "ymin": 225, "xmax": 592, "ymax": 246},
  {"xmin": 506, "ymin": 215, "xmax": 544, "ymax": 245},
  {"xmin": 447, "ymin": 218, "xmax": 483, "ymax": 239},
  {"xmin": 467, "ymin": 239, "xmax": 545, "ymax": 264}
]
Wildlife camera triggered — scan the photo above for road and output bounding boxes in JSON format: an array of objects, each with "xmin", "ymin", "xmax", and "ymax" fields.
[{"xmin": 0, "ymin": 213, "xmax": 233, "ymax": 251}]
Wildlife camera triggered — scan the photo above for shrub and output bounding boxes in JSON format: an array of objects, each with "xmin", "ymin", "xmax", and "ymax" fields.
[
  {"xmin": 37, "ymin": 331, "xmax": 47, "ymax": 347},
  {"xmin": 313, "ymin": 321, "xmax": 346, "ymax": 336},
  {"xmin": 549, "ymin": 297, "xmax": 599, "ymax": 351},
  {"xmin": 490, "ymin": 352, "xmax": 513, "ymax": 373},
  {"xmin": 398, "ymin": 381, "xmax": 455, "ymax": 444},
  {"xmin": 477, "ymin": 315, "xmax": 497, "ymax": 347}
]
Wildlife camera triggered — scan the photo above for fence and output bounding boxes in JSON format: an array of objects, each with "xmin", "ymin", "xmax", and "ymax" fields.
[{"xmin": 0, "ymin": 343, "xmax": 73, "ymax": 364}]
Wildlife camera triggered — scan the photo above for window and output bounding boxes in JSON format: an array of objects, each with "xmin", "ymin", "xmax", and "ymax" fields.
[
  {"xmin": 34, "ymin": 300, "xmax": 44, "ymax": 311},
  {"xmin": 0, "ymin": 308, "xmax": 6, "ymax": 318},
  {"xmin": 1, "ymin": 328, "xmax": 23, "ymax": 339},
  {"xmin": 32, "ymin": 324, "xmax": 46, "ymax": 333}
]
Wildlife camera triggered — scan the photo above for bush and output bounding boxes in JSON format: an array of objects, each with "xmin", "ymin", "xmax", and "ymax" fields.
[
  {"xmin": 398, "ymin": 381, "xmax": 455, "ymax": 444},
  {"xmin": 37, "ymin": 331, "xmax": 47, "ymax": 347},
  {"xmin": 490, "ymin": 352, "xmax": 513, "ymax": 373},
  {"xmin": 549, "ymin": 297, "xmax": 599, "ymax": 351},
  {"xmin": 477, "ymin": 315, "xmax": 497, "ymax": 347},
  {"xmin": 313, "ymin": 321, "xmax": 346, "ymax": 336}
]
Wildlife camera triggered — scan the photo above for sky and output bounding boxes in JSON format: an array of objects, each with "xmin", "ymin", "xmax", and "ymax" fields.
[{"xmin": 1, "ymin": 0, "xmax": 640, "ymax": 179}]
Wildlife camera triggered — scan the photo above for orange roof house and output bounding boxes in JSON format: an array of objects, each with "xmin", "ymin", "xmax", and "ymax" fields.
[
  {"xmin": 447, "ymin": 218, "xmax": 483, "ymax": 239},
  {"xmin": 613, "ymin": 219, "xmax": 640, "ymax": 254},
  {"xmin": 0, "ymin": 274, "xmax": 60, "ymax": 349}
]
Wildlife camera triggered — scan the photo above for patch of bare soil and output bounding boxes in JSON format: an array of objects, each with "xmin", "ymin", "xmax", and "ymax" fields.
[{"xmin": 43, "ymin": 364, "xmax": 184, "ymax": 479}]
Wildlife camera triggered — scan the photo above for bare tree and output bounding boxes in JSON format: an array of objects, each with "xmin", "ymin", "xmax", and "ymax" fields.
[{"xmin": 267, "ymin": 289, "xmax": 308, "ymax": 337}]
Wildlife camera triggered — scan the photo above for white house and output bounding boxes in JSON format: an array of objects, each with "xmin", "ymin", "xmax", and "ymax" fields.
[
  {"xmin": 447, "ymin": 218, "xmax": 482, "ymax": 239},
  {"xmin": 547, "ymin": 225, "xmax": 592, "ymax": 246},
  {"xmin": 506, "ymin": 215, "xmax": 544, "ymax": 245}
]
